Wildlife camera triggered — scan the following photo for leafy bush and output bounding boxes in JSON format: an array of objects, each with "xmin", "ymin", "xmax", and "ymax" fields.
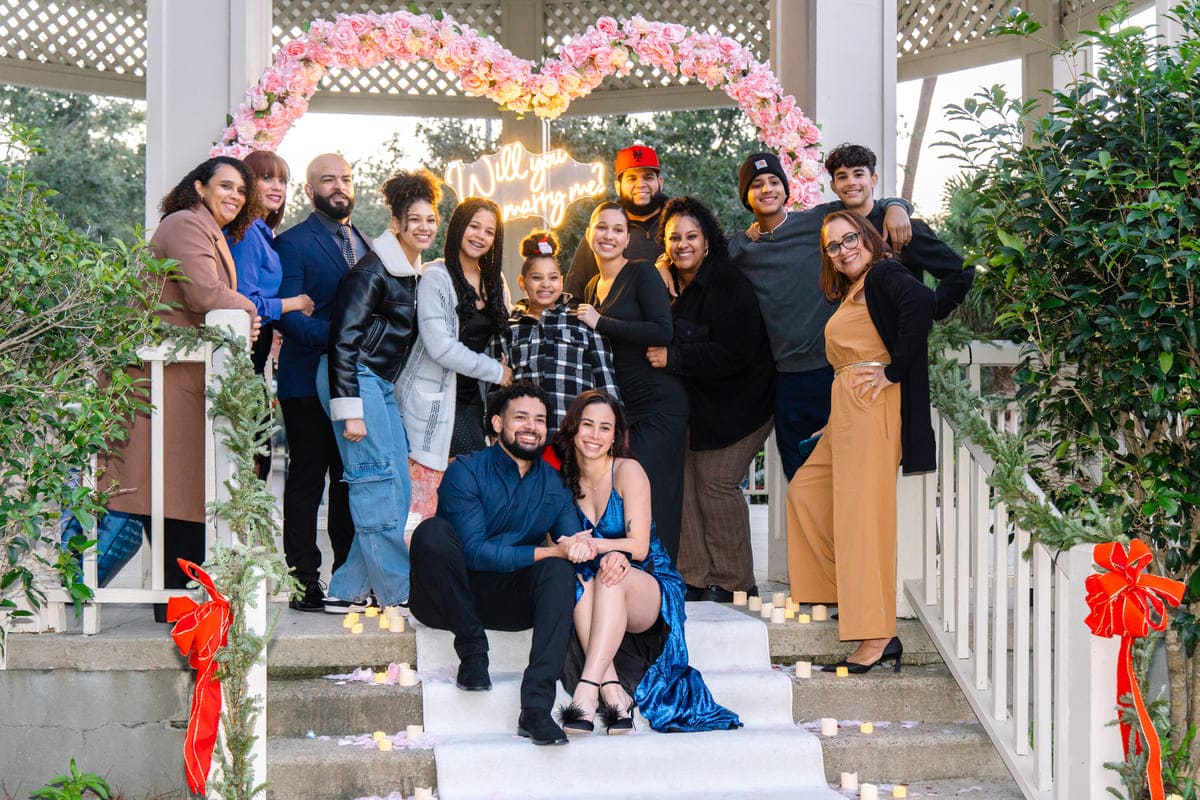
[
  {"xmin": 940, "ymin": 0, "xmax": 1200, "ymax": 782},
  {"xmin": 0, "ymin": 122, "xmax": 167, "ymax": 645},
  {"xmin": 29, "ymin": 759, "xmax": 112, "ymax": 800}
]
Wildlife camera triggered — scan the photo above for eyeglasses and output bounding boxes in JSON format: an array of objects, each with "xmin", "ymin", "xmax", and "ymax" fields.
[{"xmin": 823, "ymin": 231, "xmax": 861, "ymax": 257}]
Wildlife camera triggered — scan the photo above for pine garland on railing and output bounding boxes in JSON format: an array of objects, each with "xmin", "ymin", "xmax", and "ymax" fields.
[
  {"xmin": 169, "ymin": 323, "xmax": 297, "ymax": 800},
  {"xmin": 925, "ymin": 321, "xmax": 1123, "ymax": 553}
]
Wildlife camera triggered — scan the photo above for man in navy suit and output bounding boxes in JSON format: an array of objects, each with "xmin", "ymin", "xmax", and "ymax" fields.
[{"xmin": 276, "ymin": 153, "xmax": 372, "ymax": 611}]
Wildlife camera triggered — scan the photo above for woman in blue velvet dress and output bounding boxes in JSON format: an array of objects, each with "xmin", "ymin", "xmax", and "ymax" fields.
[{"xmin": 552, "ymin": 389, "xmax": 741, "ymax": 735}]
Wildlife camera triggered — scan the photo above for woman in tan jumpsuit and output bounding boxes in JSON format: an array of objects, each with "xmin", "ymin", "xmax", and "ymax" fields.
[{"xmin": 787, "ymin": 210, "xmax": 935, "ymax": 672}]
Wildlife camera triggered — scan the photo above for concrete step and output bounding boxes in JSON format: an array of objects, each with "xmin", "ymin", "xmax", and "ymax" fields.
[
  {"xmin": 266, "ymin": 605, "xmax": 415, "ymax": 676},
  {"xmin": 815, "ymin": 720, "xmax": 1011, "ymax": 784},
  {"xmin": 763, "ymin": 614, "xmax": 942, "ymax": 665},
  {"xmin": 265, "ymin": 735, "xmax": 435, "ymax": 800},
  {"xmin": 267, "ymin": 678, "xmax": 422, "ymax": 737},
  {"xmin": 789, "ymin": 663, "xmax": 974, "ymax": 722},
  {"xmin": 892, "ymin": 779, "xmax": 1026, "ymax": 799}
]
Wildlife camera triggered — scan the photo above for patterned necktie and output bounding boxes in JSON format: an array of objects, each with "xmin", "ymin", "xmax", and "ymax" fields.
[{"xmin": 337, "ymin": 223, "xmax": 356, "ymax": 268}]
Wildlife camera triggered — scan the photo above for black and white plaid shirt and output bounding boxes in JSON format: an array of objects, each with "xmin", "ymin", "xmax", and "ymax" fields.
[{"xmin": 507, "ymin": 295, "xmax": 621, "ymax": 436}]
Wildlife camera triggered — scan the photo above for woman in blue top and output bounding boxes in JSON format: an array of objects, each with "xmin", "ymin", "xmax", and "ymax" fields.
[
  {"xmin": 552, "ymin": 390, "xmax": 740, "ymax": 735},
  {"xmin": 227, "ymin": 150, "xmax": 314, "ymax": 372}
]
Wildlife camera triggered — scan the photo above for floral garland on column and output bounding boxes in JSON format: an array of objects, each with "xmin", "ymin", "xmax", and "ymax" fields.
[{"xmin": 212, "ymin": 11, "xmax": 823, "ymax": 208}]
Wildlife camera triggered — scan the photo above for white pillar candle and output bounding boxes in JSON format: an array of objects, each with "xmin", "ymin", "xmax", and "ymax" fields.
[
  {"xmin": 794, "ymin": 661, "xmax": 812, "ymax": 678},
  {"xmin": 820, "ymin": 717, "xmax": 838, "ymax": 736},
  {"xmin": 747, "ymin": 595, "xmax": 762, "ymax": 612},
  {"xmin": 414, "ymin": 788, "xmax": 434, "ymax": 800},
  {"xmin": 391, "ymin": 614, "xmax": 406, "ymax": 632},
  {"xmin": 771, "ymin": 591, "xmax": 786, "ymax": 606},
  {"xmin": 759, "ymin": 601, "xmax": 774, "ymax": 619},
  {"xmin": 406, "ymin": 724, "xmax": 424, "ymax": 739},
  {"xmin": 840, "ymin": 771, "xmax": 858, "ymax": 790},
  {"xmin": 785, "ymin": 595, "xmax": 795, "ymax": 610},
  {"xmin": 770, "ymin": 607, "xmax": 785, "ymax": 624},
  {"xmin": 398, "ymin": 667, "xmax": 420, "ymax": 687},
  {"xmin": 811, "ymin": 604, "xmax": 828, "ymax": 621},
  {"xmin": 732, "ymin": 590, "xmax": 748, "ymax": 606},
  {"xmin": 396, "ymin": 662, "xmax": 411, "ymax": 671},
  {"xmin": 860, "ymin": 784, "xmax": 878, "ymax": 800}
]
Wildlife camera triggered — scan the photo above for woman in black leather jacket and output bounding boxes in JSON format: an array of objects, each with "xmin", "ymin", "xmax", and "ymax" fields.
[{"xmin": 315, "ymin": 169, "xmax": 439, "ymax": 614}]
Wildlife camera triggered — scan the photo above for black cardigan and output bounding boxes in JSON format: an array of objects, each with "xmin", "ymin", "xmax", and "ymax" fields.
[{"xmin": 863, "ymin": 259, "xmax": 936, "ymax": 474}]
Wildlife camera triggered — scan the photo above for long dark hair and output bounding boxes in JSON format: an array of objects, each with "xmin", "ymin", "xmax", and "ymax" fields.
[
  {"xmin": 657, "ymin": 195, "xmax": 730, "ymax": 264},
  {"xmin": 242, "ymin": 149, "xmax": 289, "ymax": 230},
  {"xmin": 819, "ymin": 209, "xmax": 895, "ymax": 301},
  {"xmin": 552, "ymin": 390, "xmax": 634, "ymax": 500},
  {"xmin": 159, "ymin": 156, "xmax": 262, "ymax": 242},
  {"xmin": 443, "ymin": 197, "xmax": 506, "ymax": 332}
]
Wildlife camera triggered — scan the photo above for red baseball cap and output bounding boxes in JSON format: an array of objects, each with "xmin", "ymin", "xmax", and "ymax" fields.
[{"xmin": 614, "ymin": 145, "xmax": 661, "ymax": 175}]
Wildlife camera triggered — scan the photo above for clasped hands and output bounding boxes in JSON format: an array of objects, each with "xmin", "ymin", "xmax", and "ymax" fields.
[{"xmin": 556, "ymin": 531, "xmax": 631, "ymax": 586}]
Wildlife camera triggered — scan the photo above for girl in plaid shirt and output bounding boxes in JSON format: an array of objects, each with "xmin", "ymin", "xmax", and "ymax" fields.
[{"xmin": 507, "ymin": 230, "xmax": 620, "ymax": 437}]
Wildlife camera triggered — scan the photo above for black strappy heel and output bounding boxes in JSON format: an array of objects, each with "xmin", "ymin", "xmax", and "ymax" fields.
[
  {"xmin": 598, "ymin": 680, "xmax": 635, "ymax": 735},
  {"xmin": 556, "ymin": 677, "xmax": 600, "ymax": 735}
]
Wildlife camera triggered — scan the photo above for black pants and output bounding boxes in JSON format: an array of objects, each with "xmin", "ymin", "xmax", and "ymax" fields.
[
  {"xmin": 630, "ymin": 409, "xmax": 689, "ymax": 564},
  {"xmin": 280, "ymin": 395, "xmax": 354, "ymax": 586},
  {"xmin": 134, "ymin": 516, "xmax": 206, "ymax": 590},
  {"xmin": 408, "ymin": 517, "xmax": 576, "ymax": 711}
]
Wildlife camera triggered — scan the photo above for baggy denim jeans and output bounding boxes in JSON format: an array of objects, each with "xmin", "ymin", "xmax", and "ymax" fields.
[{"xmin": 317, "ymin": 356, "xmax": 412, "ymax": 606}]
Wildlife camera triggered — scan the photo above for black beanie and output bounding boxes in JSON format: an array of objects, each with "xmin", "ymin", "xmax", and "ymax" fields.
[{"xmin": 738, "ymin": 152, "xmax": 790, "ymax": 211}]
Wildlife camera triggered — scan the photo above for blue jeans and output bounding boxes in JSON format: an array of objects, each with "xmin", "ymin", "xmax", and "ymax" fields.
[
  {"xmin": 774, "ymin": 366, "xmax": 834, "ymax": 481},
  {"xmin": 316, "ymin": 357, "xmax": 412, "ymax": 606}
]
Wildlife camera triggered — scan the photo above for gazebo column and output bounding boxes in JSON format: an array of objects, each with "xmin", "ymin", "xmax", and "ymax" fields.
[
  {"xmin": 498, "ymin": 0, "xmax": 549, "ymax": 290},
  {"xmin": 144, "ymin": 0, "xmax": 273, "ymax": 229},
  {"xmin": 766, "ymin": 1, "xmax": 906, "ymax": 597}
]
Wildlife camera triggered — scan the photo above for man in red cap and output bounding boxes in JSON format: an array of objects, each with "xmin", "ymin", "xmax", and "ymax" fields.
[{"xmin": 563, "ymin": 144, "xmax": 669, "ymax": 298}]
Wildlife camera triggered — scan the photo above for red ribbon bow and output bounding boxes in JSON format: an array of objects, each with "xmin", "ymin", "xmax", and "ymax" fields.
[
  {"xmin": 1084, "ymin": 540, "xmax": 1184, "ymax": 800},
  {"xmin": 167, "ymin": 559, "xmax": 232, "ymax": 795}
]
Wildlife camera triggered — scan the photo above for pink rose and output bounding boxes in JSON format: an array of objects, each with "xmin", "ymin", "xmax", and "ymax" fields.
[
  {"xmin": 259, "ymin": 69, "xmax": 285, "ymax": 96},
  {"xmin": 286, "ymin": 69, "xmax": 314, "ymax": 95},
  {"xmin": 595, "ymin": 17, "xmax": 619, "ymax": 36},
  {"xmin": 326, "ymin": 22, "xmax": 360, "ymax": 59},
  {"xmin": 460, "ymin": 72, "xmax": 488, "ymax": 95},
  {"xmin": 346, "ymin": 14, "xmax": 373, "ymax": 36},
  {"xmin": 282, "ymin": 40, "xmax": 310, "ymax": 60}
]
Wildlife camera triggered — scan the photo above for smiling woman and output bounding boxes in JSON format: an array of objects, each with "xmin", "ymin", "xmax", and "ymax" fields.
[{"xmin": 101, "ymin": 156, "xmax": 262, "ymax": 613}]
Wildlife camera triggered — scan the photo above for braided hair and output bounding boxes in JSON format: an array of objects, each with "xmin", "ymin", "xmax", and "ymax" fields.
[{"xmin": 443, "ymin": 197, "xmax": 506, "ymax": 333}]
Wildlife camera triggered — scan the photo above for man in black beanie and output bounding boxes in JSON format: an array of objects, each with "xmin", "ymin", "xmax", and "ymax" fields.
[{"xmin": 729, "ymin": 151, "xmax": 913, "ymax": 480}]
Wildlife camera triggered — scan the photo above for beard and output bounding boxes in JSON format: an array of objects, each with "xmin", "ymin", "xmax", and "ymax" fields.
[
  {"xmin": 312, "ymin": 190, "xmax": 355, "ymax": 221},
  {"xmin": 500, "ymin": 428, "xmax": 545, "ymax": 461},
  {"xmin": 619, "ymin": 190, "xmax": 667, "ymax": 218}
]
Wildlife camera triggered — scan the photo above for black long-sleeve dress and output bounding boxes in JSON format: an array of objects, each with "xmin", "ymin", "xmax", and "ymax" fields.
[{"xmin": 586, "ymin": 259, "xmax": 688, "ymax": 562}]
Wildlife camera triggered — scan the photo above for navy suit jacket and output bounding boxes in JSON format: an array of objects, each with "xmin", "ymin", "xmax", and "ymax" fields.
[{"xmin": 274, "ymin": 212, "xmax": 373, "ymax": 400}]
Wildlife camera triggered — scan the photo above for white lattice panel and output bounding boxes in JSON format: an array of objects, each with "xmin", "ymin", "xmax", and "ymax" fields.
[
  {"xmin": 897, "ymin": 0, "xmax": 1016, "ymax": 60},
  {"xmin": 273, "ymin": 0, "xmax": 503, "ymax": 97},
  {"xmin": 544, "ymin": 0, "xmax": 771, "ymax": 92},
  {"xmin": 0, "ymin": 0, "xmax": 145, "ymax": 75}
]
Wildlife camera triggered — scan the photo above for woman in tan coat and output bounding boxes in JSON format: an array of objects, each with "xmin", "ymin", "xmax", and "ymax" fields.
[{"xmin": 103, "ymin": 156, "xmax": 262, "ymax": 600}]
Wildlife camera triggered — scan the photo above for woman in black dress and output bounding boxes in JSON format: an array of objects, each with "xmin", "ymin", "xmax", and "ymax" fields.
[{"xmin": 575, "ymin": 202, "xmax": 687, "ymax": 562}]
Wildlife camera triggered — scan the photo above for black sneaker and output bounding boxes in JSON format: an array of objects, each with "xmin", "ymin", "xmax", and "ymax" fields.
[
  {"xmin": 517, "ymin": 708, "xmax": 568, "ymax": 745},
  {"xmin": 289, "ymin": 581, "xmax": 325, "ymax": 612},
  {"xmin": 323, "ymin": 595, "xmax": 374, "ymax": 614},
  {"xmin": 455, "ymin": 655, "xmax": 492, "ymax": 691}
]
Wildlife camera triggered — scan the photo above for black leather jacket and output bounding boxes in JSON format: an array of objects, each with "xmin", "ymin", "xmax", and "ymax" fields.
[{"xmin": 328, "ymin": 252, "xmax": 417, "ymax": 402}]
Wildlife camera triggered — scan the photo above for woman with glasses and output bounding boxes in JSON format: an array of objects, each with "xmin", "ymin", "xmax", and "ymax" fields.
[{"xmin": 786, "ymin": 210, "xmax": 935, "ymax": 674}]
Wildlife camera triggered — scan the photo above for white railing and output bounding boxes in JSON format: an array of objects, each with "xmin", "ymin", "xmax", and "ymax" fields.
[
  {"xmin": 902, "ymin": 341, "xmax": 1124, "ymax": 800},
  {"xmin": 19, "ymin": 309, "xmax": 268, "ymax": 790}
]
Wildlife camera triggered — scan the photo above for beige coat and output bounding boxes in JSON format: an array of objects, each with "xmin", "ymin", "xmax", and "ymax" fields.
[{"xmin": 103, "ymin": 205, "xmax": 256, "ymax": 523}]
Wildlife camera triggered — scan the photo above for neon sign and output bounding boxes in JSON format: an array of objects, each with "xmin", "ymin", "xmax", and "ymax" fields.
[{"xmin": 444, "ymin": 142, "xmax": 606, "ymax": 228}]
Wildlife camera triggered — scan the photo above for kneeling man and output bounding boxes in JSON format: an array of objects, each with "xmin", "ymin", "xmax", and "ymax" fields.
[{"xmin": 408, "ymin": 381, "xmax": 583, "ymax": 745}]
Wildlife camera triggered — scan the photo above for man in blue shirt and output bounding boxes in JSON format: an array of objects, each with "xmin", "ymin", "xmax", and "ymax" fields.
[{"xmin": 408, "ymin": 381, "xmax": 586, "ymax": 746}]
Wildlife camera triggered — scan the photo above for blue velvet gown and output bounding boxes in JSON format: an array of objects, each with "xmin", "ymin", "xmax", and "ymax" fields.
[{"xmin": 574, "ymin": 484, "xmax": 742, "ymax": 733}]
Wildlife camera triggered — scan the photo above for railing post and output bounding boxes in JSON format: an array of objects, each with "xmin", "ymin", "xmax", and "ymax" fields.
[
  {"xmin": 1056, "ymin": 542, "xmax": 1123, "ymax": 799},
  {"xmin": 203, "ymin": 309, "xmax": 267, "ymax": 793},
  {"xmin": 765, "ymin": 432, "xmax": 789, "ymax": 583}
]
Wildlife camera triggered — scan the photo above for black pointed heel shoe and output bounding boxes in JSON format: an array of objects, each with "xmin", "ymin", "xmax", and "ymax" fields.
[
  {"xmin": 599, "ymin": 680, "xmax": 635, "ymax": 735},
  {"xmin": 822, "ymin": 636, "xmax": 903, "ymax": 674},
  {"xmin": 556, "ymin": 678, "xmax": 599, "ymax": 735}
]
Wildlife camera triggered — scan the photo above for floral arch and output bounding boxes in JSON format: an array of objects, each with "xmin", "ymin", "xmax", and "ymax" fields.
[{"xmin": 212, "ymin": 10, "xmax": 823, "ymax": 208}]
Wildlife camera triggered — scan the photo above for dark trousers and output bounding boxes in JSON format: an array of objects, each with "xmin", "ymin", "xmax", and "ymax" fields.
[
  {"xmin": 281, "ymin": 396, "xmax": 354, "ymax": 586},
  {"xmin": 629, "ymin": 409, "xmax": 689, "ymax": 563},
  {"xmin": 408, "ymin": 517, "xmax": 576, "ymax": 711},
  {"xmin": 134, "ymin": 516, "xmax": 206, "ymax": 590},
  {"xmin": 774, "ymin": 366, "xmax": 834, "ymax": 481}
]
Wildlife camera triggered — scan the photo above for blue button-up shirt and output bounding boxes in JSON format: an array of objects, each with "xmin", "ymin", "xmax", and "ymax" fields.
[
  {"xmin": 437, "ymin": 444, "xmax": 579, "ymax": 573},
  {"xmin": 226, "ymin": 217, "xmax": 284, "ymax": 321}
]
